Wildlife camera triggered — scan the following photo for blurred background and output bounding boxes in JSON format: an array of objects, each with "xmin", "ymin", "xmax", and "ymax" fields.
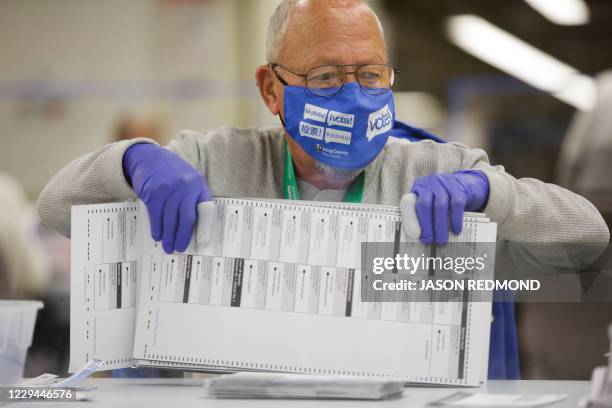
[{"xmin": 1, "ymin": 0, "xmax": 611, "ymax": 380}]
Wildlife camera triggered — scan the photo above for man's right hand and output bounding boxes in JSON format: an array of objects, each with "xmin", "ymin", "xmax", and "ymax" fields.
[{"xmin": 122, "ymin": 143, "xmax": 212, "ymax": 254}]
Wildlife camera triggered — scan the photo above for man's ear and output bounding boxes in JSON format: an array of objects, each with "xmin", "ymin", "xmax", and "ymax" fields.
[{"xmin": 256, "ymin": 65, "xmax": 281, "ymax": 116}]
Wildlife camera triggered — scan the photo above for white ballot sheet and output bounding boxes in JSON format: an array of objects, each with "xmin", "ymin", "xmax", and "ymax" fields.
[
  {"xmin": 70, "ymin": 202, "xmax": 142, "ymax": 371},
  {"xmin": 71, "ymin": 198, "xmax": 496, "ymax": 386}
]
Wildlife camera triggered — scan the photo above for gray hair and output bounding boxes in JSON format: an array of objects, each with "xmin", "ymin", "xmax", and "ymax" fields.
[{"xmin": 265, "ymin": 0, "xmax": 385, "ymax": 63}]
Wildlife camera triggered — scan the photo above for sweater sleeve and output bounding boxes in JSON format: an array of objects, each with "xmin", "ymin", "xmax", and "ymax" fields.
[
  {"xmin": 460, "ymin": 146, "xmax": 610, "ymax": 244},
  {"xmin": 36, "ymin": 138, "xmax": 155, "ymax": 238},
  {"xmin": 36, "ymin": 126, "xmax": 284, "ymax": 238}
]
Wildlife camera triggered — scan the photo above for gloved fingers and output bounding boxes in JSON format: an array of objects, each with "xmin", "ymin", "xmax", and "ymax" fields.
[
  {"xmin": 144, "ymin": 195, "xmax": 166, "ymax": 242},
  {"xmin": 161, "ymin": 192, "xmax": 184, "ymax": 254},
  {"xmin": 399, "ymin": 193, "xmax": 421, "ymax": 240},
  {"xmin": 412, "ymin": 185, "xmax": 434, "ymax": 244},
  {"xmin": 431, "ymin": 182, "xmax": 450, "ymax": 245},
  {"xmin": 174, "ymin": 192, "xmax": 200, "ymax": 253},
  {"xmin": 449, "ymin": 190, "xmax": 467, "ymax": 236},
  {"xmin": 140, "ymin": 178, "xmax": 171, "ymax": 242},
  {"xmin": 438, "ymin": 175, "xmax": 467, "ymax": 236}
]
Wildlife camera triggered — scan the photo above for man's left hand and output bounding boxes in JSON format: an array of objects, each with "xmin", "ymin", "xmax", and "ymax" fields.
[{"xmin": 405, "ymin": 170, "xmax": 489, "ymax": 244}]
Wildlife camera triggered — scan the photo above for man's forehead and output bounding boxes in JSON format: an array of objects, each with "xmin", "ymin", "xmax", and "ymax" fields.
[
  {"xmin": 278, "ymin": 1, "xmax": 387, "ymax": 70},
  {"xmin": 300, "ymin": 49, "xmax": 386, "ymax": 70}
]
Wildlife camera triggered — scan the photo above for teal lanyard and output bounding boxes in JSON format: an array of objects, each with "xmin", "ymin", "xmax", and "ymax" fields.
[{"xmin": 283, "ymin": 142, "xmax": 365, "ymax": 203}]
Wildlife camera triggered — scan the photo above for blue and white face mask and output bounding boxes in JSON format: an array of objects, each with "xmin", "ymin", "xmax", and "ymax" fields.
[{"xmin": 281, "ymin": 82, "xmax": 395, "ymax": 170}]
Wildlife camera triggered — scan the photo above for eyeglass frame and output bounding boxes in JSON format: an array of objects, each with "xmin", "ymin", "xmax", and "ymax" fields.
[{"xmin": 269, "ymin": 62, "xmax": 399, "ymax": 96}]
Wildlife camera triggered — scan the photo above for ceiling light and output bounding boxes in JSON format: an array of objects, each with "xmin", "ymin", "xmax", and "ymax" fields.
[
  {"xmin": 524, "ymin": 0, "xmax": 589, "ymax": 25},
  {"xmin": 446, "ymin": 14, "xmax": 596, "ymax": 111}
]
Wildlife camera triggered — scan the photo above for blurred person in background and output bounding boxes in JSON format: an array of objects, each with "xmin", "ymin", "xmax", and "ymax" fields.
[
  {"xmin": 0, "ymin": 172, "xmax": 73, "ymax": 377},
  {"xmin": 558, "ymin": 70, "xmax": 612, "ymax": 228},
  {"xmin": 36, "ymin": 0, "xmax": 609, "ymax": 380},
  {"xmin": 0, "ymin": 172, "xmax": 50, "ymax": 299},
  {"xmin": 516, "ymin": 70, "xmax": 612, "ymax": 380},
  {"xmin": 114, "ymin": 110, "xmax": 165, "ymax": 144}
]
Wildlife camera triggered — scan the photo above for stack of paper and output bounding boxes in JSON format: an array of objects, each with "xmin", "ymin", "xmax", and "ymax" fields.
[{"xmin": 204, "ymin": 372, "xmax": 405, "ymax": 400}]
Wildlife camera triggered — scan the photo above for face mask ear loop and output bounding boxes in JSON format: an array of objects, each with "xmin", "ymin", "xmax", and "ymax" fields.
[{"xmin": 278, "ymin": 111, "xmax": 288, "ymax": 130}]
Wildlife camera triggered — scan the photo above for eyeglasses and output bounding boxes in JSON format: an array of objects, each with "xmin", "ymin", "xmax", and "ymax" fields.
[{"xmin": 270, "ymin": 63, "xmax": 398, "ymax": 96}]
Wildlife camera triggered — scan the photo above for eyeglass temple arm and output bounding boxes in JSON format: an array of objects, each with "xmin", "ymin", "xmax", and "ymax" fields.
[{"xmin": 270, "ymin": 63, "xmax": 290, "ymax": 87}]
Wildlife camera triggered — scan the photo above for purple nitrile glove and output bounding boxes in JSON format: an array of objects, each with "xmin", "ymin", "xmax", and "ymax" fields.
[
  {"xmin": 122, "ymin": 143, "xmax": 212, "ymax": 254},
  {"xmin": 408, "ymin": 170, "xmax": 489, "ymax": 244}
]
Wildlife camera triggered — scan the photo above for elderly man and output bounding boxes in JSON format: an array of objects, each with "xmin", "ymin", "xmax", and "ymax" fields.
[{"xmin": 38, "ymin": 0, "xmax": 608, "ymax": 380}]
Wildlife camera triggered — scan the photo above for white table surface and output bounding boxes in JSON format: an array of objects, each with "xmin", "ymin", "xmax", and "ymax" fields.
[{"xmin": 13, "ymin": 378, "xmax": 590, "ymax": 408}]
